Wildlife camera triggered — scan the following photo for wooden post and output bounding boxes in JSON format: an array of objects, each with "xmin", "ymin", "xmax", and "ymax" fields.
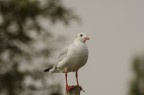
[{"xmin": 66, "ymin": 85, "xmax": 84, "ymax": 95}]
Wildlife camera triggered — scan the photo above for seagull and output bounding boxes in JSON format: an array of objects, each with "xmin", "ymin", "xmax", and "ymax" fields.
[{"xmin": 44, "ymin": 33, "xmax": 89, "ymax": 91}]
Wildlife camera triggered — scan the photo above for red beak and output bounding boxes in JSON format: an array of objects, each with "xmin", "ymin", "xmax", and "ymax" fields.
[{"xmin": 84, "ymin": 37, "xmax": 89, "ymax": 40}]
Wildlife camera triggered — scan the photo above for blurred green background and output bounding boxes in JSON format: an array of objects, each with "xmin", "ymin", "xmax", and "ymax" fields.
[
  {"xmin": 130, "ymin": 54, "xmax": 144, "ymax": 95},
  {"xmin": 0, "ymin": 0, "xmax": 77, "ymax": 95}
]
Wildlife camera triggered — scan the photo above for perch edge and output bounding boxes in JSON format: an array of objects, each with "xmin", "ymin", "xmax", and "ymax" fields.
[{"xmin": 66, "ymin": 85, "xmax": 83, "ymax": 95}]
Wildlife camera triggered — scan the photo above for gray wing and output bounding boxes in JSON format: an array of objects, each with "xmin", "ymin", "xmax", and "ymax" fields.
[
  {"xmin": 58, "ymin": 47, "xmax": 68, "ymax": 62},
  {"xmin": 53, "ymin": 46, "xmax": 69, "ymax": 69}
]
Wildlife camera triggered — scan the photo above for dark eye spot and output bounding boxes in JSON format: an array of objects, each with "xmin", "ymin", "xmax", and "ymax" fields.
[{"xmin": 80, "ymin": 34, "xmax": 83, "ymax": 37}]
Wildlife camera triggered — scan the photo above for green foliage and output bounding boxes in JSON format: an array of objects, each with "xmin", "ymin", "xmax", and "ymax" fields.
[
  {"xmin": 130, "ymin": 55, "xmax": 144, "ymax": 95},
  {"xmin": 0, "ymin": 0, "xmax": 77, "ymax": 95}
]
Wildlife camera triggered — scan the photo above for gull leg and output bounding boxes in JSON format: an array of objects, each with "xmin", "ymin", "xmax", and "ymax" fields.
[
  {"xmin": 75, "ymin": 71, "xmax": 85, "ymax": 92},
  {"xmin": 65, "ymin": 72, "xmax": 74, "ymax": 91},
  {"xmin": 65, "ymin": 72, "xmax": 68, "ymax": 86},
  {"xmin": 76, "ymin": 71, "xmax": 79, "ymax": 86}
]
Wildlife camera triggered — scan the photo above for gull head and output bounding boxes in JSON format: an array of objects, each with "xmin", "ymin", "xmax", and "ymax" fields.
[{"xmin": 75, "ymin": 33, "xmax": 89, "ymax": 43}]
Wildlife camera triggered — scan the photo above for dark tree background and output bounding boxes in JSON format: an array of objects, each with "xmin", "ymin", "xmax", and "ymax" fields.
[
  {"xmin": 0, "ymin": 0, "xmax": 77, "ymax": 95},
  {"xmin": 129, "ymin": 54, "xmax": 144, "ymax": 95}
]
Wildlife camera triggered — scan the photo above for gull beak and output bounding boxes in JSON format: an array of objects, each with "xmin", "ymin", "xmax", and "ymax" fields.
[{"xmin": 84, "ymin": 36, "xmax": 89, "ymax": 40}]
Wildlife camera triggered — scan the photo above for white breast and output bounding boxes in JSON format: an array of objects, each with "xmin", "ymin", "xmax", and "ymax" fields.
[{"xmin": 66, "ymin": 41, "xmax": 88, "ymax": 72}]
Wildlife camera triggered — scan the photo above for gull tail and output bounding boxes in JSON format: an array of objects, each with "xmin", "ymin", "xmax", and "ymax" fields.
[{"xmin": 44, "ymin": 67, "xmax": 53, "ymax": 72}]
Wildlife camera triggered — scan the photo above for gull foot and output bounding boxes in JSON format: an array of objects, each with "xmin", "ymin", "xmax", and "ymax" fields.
[{"xmin": 66, "ymin": 85, "xmax": 74, "ymax": 91}]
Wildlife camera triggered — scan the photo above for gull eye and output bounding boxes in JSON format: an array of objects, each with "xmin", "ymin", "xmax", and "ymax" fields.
[{"xmin": 80, "ymin": 34, "xmax": 83, "ymax": 37}]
